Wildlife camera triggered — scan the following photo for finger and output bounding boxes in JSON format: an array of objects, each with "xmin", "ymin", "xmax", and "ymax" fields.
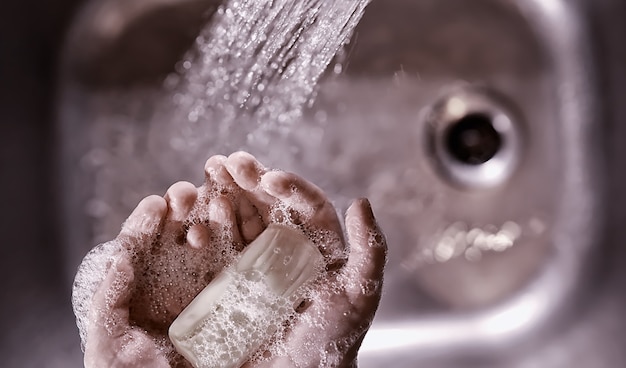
[
  {"xmin": 87, "ymin": 253, "xmax": 134, "ymax": 340},
  {"xmin": 225, "ymin": 151, "xmax": 266, "ymax": 191},
  {"xmin": 225, "ymin": 151, "xmax": 276, "ymax": 221},
  {"xmin": 188, "ymin": 156, "xmax": 237, "ymax": 249},
  {"xmin": 85, "ymin": 254, "xmax": 170, "ymax": 368},
  {"xmin": 260, "ymin": 170, "xmax": 336, "ymax": 224},
  {"xmin": 164, "ymin": 181, "xmax": 198, "ymax": 222},
  {"xmin": 186, "ymin": 223, "xmax": 211, "ymax": 249},
  {"xmin": 260, "ymin": 170, "xmax": 343, "ymax": 245},
  {"xmin": 209, "ymin": 196, "xmax": 243, "ymax": 249},
  {"xmin": 163, "ymin": 181, "xmax": 198, "ymax": 244},
  {"xmin": 260, "ymin": 171, "xmax": 326, "ymax": 210},
  {"xmin": 204, "ymin": 154, "xmax": 237, "ymax": 189},
  {"xmin": 119, "ymin": 195, "xmax": 167, "ymax": 242},
  {"xmin": 238, "ymin": 196, "xmax": 265, "ymax": 243},
  {"xmin": 84, "ymin": 253, "xmax": 132, "ymax": 366},
  {"xmin": 343, "ymin": 198, "xmax": 387, "ymax": 302},
  {"xmin": 260, "ymin": 170, "xmax": 345, "ymax": 271}
]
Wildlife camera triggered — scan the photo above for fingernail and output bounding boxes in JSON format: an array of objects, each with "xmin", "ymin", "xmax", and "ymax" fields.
[
  {"xmin": 359, "ymin": 198, "xmax": 372, "ymax": 215},
  {"xmin": 356, "ymin": 198, "xmax": 375, "ymax": 225},
  {"xmin": 261, "ymin": 171, "xmax": 293, "ymax": 197}
]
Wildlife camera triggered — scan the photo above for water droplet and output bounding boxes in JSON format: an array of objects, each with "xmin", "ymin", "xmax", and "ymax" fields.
[{"xmin": 361, "ymin": 279, "xmax": 380, "ymax": 296}]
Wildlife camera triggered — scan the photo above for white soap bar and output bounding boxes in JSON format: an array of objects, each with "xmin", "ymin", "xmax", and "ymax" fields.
[{"xmin": 169, "ymin": 223, "xmax": 324, "ymax": 368}]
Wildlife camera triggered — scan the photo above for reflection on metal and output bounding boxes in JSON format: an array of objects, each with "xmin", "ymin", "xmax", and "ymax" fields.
[
  {"xmin": 432, "ymin": 221, "xmax": 522, "ymax": 263},
  {"xmin": 402, "ymin": 221, "xmax": 523, "ymax": 268},
  {"xmin": 358, "ymin": 0, "xmax": 601, "ymax": 365}
]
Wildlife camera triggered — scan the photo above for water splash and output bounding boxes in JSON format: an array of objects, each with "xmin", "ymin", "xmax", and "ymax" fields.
[
  {"xmin": 161, "ymin": 0, "xmax": 371, "ymax": 151},
  {"xmin": 68, "ymin": 0, "xmax": 371, "ymax": 244}
]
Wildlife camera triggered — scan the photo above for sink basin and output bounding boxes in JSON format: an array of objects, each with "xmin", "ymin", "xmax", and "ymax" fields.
[{"xmin": 40, "ymin": 0, "xmax": 626, "ymax": 366}]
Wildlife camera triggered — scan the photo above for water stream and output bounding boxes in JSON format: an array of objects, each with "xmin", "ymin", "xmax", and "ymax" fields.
[{"xmin": 70, "ymin": 0, "xmax": 373, "ymax": 244}]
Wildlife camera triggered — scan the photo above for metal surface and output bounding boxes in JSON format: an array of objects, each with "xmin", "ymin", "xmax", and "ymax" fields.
[
  {"xmin": 342, "ymin": 0, "xmax": 605, "ymax": 365},
  {"xmin": 1, "ymin": 0, "xmax": 625, "ymax": 367}
]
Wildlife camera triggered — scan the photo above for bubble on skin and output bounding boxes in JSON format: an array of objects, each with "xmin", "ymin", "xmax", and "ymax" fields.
[
  {"xmin": 268, "ymin": 201, "xmax": 317, "ymax": 230},
  {"xmin": 302, "ymin": 227, "xmax": 346, "ymax": 268},
  {"xmin": 367, "ymin": 230, "xmax": 385, "ymax": 248},
  {"xmin": 73, "ymin": 173, "xmax": 373, "ymax": 367},
  {"xmin": 296, "ymin": 296, "xmax": 328, "ymax": 329},
  {"xmin": 320, "ymin": 341, "xmax": 342, "ymax": 367},
  {"xmin": 72, "ymin": 239, "xmax": 124, "ymax": 350},
  {"xmin": 268, "ymin": 202, "xmax": 296, "ymax": 226},
  {"xmin": 74, "ymin": 187, "xmax": 239, "ymax": 345}
]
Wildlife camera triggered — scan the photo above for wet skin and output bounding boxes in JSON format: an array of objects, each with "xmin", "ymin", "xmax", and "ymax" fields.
[{"xmin": 82, "ymin": 152, "xmax": 387, "ymax": 368}]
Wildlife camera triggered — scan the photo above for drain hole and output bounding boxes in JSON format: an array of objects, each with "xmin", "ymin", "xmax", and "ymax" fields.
[
  {"xmin": 425, "ymin": 86, "xmax": 523, "ymax": 188},
  {"xmin": 445, "ymin": 113, "xmax": 502, "ymax": 165}
]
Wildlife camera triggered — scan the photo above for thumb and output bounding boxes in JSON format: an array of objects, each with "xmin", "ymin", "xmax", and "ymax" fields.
[
  {"xmin": 85, "ymin": 254, "xmax": 170, "ymax": 368},
  {"xmin": 344, "ymin": 198, "xmax": 387, "ymax": 302},
  {"xmin": 88, "ymin": 254, "xmax": 135, "ymax": 338},
  {"xmin": 84, "ymin": 253, "xmax": 135, "ymax": 367},
  {"xmin": 119, "ymin": 195, "xmax": 167, "ymax": 245},
  {"xmin": 333, "ymin": 198, "xmax": 387, "ymax": 366}
]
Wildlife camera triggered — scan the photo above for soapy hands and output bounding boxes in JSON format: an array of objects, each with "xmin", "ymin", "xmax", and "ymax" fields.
[{"xmin": 74, "ymin": 152, "xmax": 387, "ymax": 368}]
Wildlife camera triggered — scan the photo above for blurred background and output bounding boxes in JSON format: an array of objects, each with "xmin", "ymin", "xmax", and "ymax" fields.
[
  {"xmin": 0, "ymin": 0, "xmax": 86, "ymax": 366},
  {"xmin": 1, "ymin": 0, "xmax": 625, "ymax": 367}
]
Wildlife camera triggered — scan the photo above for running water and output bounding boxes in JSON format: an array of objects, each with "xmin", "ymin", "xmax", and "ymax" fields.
[
  {"xmin": 166, "ymin": 0, "xmax": 370, "ymax": 147},
  {"xmin": 65, "ymin": 0, "xmax": 372, "ymax": 245}
]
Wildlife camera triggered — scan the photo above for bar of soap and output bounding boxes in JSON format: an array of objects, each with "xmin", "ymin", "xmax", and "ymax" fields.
[{"xmin": 169, "ymin": 223, "xmax": 324, "ymax": 368}]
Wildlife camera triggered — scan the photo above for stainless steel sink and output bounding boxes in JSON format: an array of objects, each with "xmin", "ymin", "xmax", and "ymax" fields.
[
  {"xmin": 11, "ymin": 0, "xmax": 621, "ymax": 366},
  {"xmin": 308, "ymin": 1, "xmax": 614, "ymax": 366}
]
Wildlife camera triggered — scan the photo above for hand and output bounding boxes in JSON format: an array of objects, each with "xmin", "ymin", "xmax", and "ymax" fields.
[{"xmin": 76, "ymin": 152, "xmax": 387, "ymax": 368}]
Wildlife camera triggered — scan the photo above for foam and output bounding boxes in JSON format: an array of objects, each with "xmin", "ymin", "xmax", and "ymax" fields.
[
  {"xmin": 72, "ymin": 162, "xmax": 376, "ymax": 367},
  {"xmin": 173, "ymin": 272, "xmax": 298, "ymax": 367},
  {"xmin": 169, "ymin": 224, "xmax": 324, "ymax": 368},
  {"xmin": 268, "ymin": 201, "xmax": 347, "ymax": 270},
  {"xmin": 72, "ymin": 239, "xmax": 123, "ymax": 350},
  {"xmin": 71, "ymin": 185, "xmax": 242, "ymax": 350},
  {"xmin": 73, "ymin": 197, "xmax": 354, "ymax": 366}
]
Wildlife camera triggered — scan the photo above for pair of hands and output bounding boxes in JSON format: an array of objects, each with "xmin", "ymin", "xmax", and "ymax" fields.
[{"xmin": 74, "ymin": 152, "xmax": 387, "ymax": 367}]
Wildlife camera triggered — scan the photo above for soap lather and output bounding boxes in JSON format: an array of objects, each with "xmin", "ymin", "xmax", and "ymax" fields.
[{"xmin": 169, "ymin": 223, "xmax": 324, "ymax": 368}]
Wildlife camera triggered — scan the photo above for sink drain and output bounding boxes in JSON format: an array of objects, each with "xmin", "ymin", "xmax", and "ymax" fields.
[
  {"xmin": 426, "ymin": 86, "xmax": 523, "ymax": 188},
  {"xmin": 445, "ymin": 112, "xmax": 502, "ymax": 165}
]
